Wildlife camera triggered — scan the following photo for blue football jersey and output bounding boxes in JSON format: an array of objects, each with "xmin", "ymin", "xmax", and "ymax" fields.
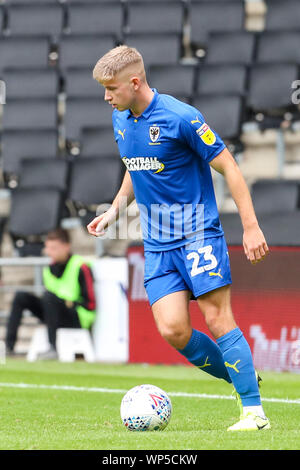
[{"xmin": 112, "ymin": 90, "xmax": 226, "ymax": 251}]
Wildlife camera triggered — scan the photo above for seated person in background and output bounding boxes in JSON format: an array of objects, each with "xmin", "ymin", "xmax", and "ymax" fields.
[{"xmin": 5, "ymin": 228, "xmax": 97, "ymax": 359}]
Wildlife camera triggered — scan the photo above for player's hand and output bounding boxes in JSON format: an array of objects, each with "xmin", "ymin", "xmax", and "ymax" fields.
[
  {"xmin": 87, "ymin": 207, "xmax": 117, "ymax": 237},
  {"xmin": 243, "ymin": 224, "xmax": 269, "ymax": 265},
  {"xmin": 65, "ymin": 300, "xmax": 74, "ymax": 309}
]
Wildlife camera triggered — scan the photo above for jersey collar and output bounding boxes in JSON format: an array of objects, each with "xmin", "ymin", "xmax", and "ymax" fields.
[{"xmin": 126, "ymin": 89, "xmax": 159, "ymax": 120}]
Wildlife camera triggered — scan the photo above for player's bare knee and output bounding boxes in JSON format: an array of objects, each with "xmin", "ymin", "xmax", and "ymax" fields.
[
  {"xmin": 203, "ymin": 306, "xmax": 225, "ymax": 333},
  {"xmin": 203, "ymin": 305, "xmax": 236, "ymax": 338},
  {"xmin": 160, "ymin": 323, "xmax": 190, "ymax": 349}
]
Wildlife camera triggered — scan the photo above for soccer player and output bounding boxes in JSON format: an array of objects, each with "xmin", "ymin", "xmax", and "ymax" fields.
[{"xmin": 87, "ymin": 46, "xmax": 271, "ymax": 431}]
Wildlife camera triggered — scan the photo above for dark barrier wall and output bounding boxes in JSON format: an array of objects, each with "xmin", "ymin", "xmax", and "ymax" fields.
[{"xmin": 127, "ymin": 245, "xmax": 300, "ymax": 372}]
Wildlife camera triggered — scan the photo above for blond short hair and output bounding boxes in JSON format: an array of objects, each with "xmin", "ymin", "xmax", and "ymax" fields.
[{"xmin": 93, "ymin": 45, "xmax": 144, "ymax": 82}]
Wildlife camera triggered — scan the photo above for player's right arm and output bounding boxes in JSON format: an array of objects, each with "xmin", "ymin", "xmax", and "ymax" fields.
[{"xmin": 87, "ymin": 170, "xmax": 134, "ymax": 237}]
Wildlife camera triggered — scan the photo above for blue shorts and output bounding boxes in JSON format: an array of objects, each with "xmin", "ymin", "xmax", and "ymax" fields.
[{"xmin": 144, "ymin": 236, "xmax": 232, "ymax": 306}]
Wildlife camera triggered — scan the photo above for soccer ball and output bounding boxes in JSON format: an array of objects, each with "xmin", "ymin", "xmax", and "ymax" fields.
[{"xmin": 120, "ymin": 384, "xmax": 172, "ymax": 431}]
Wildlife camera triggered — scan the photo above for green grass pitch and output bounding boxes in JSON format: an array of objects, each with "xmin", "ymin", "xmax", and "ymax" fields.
[{"xmin": 0, "ymin": 359, "xmax": 299, "ymax": 450}]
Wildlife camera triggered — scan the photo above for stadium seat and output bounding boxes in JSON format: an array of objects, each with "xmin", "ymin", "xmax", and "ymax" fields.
[
  {"xmin": 6, "ymin": 2, "xmax": 65, "ymax": 37},
  {"xmin": 1, "ymin": 129, "xmax": 58, "ymax": 177},
  {"xmin": 147, "ymin": 64, "xmax": 196, "ymax": 101},
  {"xmin": 220, "ymin": 187, "xmax": 300, "ymax": 246},
  {"xmin": 256, "ymin": 31, "xmax": 300, "ymax": 64},
  {"xmin": 58, "ymin": 34, "xmax": 116, "ymax": 70},
  {"xmin": 122, "ymin": 33, "xmax": 182, "ymax": 66},
  {"xmin": 0, "ymin": 216, "xmax": 7, "ymax": 257},
  {"xmin": 251, "ymin": 179, "xmax": 299, "ymax": 215},
  {"xmin": 243, "ymin": 179, "xmax": 300, "ymax": 246},
  {"xmin": 204, "ymin": 31, "xmax": 256, "ymax": 65},
  {"xmin": 64, "ymin": 97, "xmax": 113, "ymax": 143},
  {"xmin": 255, "ymin": 211, "xmax": 300, "ymax": 247},
  {"xmin": 126, "ymin": 0, "xmax": 184, "ymax": 35},
  {"xmin": 196, "ymin": 64, "xmax": 247, "ymax": 96},
  {"xmin": 56, "ymin": 329, "xmax": 96, "ymax": 363},
  {"xmin": 68, "ymin": 156, "xmax": 121, "ymax": 207},
  {"xmin": 265, "ymin": 0, "xmax": 300, "ymax": 31},
  {"xmin": 189, "ymin": 0, "xmax": 245, "ymax": 50},
  {"xmin": 0, "ymin": 5, "xmax": 4, "ymax": 32},
  {"xmin": 219, "ymin": 212, "xmax": 242, "ymax": 246},
  {"xmin": 63, "ymin": 67, "xmax": 100, "ymax": 98},
  {"xmin": 66, "ymin": 1, "xmax": 124, "ymax": 36},
  {"xmin": 66, "ymin": 0, "xmax": 110, "ymax": 2},
  {"xmin": 246, "ymin": 63, "xmax": 299, "ymax": 120},
  {"xmin": 9, "ymin": 0, "xmax": 60, "ymax": 3},
  {"xmin": 2, "ymin": 98, "xmax": 58, "ymax": 131},
  {"xmin": 18, "ymin": 157, "xmax": 69, "ymax": 191},
  {"xmin": 27, "ymin": 326, "xmax": 51, "ymax": 363},
  {"xmin": 0, "ymin": 36, "xmax": 50, "ymax": 71},
  {"xmin": 80, "ymin": 127, "xmax": 119, "ymax": 158},
  {"xmin": 192, "ymin": 94, "xmax": 243, "ymax": 142},
  {"xmin": 2, "ymin": 67, "xmax": 58, "ymax": 99},
  {"xmin": 9, "ymin": 187, "xmax": 64, "ymax": 237}
]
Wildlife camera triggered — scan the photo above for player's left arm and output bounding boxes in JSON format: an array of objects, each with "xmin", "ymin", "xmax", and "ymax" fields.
[{"xmin": 209, "ymin": 148, "xmax": 269, "ymax": 264}]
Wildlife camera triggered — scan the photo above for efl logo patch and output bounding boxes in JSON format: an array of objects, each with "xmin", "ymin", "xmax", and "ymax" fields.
[{"xmin": 196, "ymin": 123, "xmax": 216, "ymax": 146}]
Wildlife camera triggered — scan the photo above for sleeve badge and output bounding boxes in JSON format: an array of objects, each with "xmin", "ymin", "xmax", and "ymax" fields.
[{"xmin": 196, "ymin": 123, "xmax": 216, "ymax": 146}]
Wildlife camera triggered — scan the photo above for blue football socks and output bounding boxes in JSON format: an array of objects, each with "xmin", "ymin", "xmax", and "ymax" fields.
[
  {"xmin": 178, "ymin": 329, "xmax": 232, "ymax": 383},
  {"xmin": 216, "ymin": 327, "xmax": 261, "ymax": 407}
]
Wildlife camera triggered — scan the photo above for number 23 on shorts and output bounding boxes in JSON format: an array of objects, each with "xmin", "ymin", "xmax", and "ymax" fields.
[{"xmin": 186, "ymin": 245, "xmax": 218, "ymax": 277}]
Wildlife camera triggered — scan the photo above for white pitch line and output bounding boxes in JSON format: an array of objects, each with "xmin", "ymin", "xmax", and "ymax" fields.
[{"xmin": 0, "ymin": 382, "xmax": 299, "ymax": 405}]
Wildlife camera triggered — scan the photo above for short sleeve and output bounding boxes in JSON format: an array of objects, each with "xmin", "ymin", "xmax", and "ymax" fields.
[{"xmin": 179, "ymin": 109, "xmax": 226, "ymax": 163}]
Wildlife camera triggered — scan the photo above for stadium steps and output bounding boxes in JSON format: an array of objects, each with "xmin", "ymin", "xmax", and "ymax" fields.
[{"xmin": 0, "ymin": 312, "xmax": 40, "ymax": 355}]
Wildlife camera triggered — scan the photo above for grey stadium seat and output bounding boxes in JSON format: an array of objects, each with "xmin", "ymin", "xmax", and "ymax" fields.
[
  {"xmin": 3, "ymin": 68, "xmax": 58, "ymax": 99},
  {"xmin": 0, "ymin": 36, "xmax": 50, "ymax": 71},
  {"xmin": 247, "ymin": 63, "xmax": 299, "ymax": 115},
  {"xmin": 265, "ymin": 0, "xmax": 300, "ymax": 31},
  {"xmin": 58, "ymin": 34, "xmax": 116, "ymax": 70},
  {"xmin": 196, "ymin": 64, "xmax": 247, "ymax": 96},
  {"xmin": 9, "ymin": 0, "xmax": 60, "ymax": 3},
  {"xmin": 189, "ymin": 0, "xmax": 245, "ymax": 48},
  {"xmin": 68, "ymin": 156, "xmax": 121, "ymax": 206},
  {"xmin": 220, "ymin": 178, "xmax": 300, "ymax": 247},
  {"xmin": 204, "ymin": 31, "xmax": 256, "ymax": 65},
  {"xmin": 219, "ymin": 212, "xmax": 242, "ymax": 246},
  {"xmin": 65, "ymin": 97, "xmax": 113, "ymax": 142},
  {"xmin": 6, "ymin": 2, "xmax": 64, "ymax": 37},
  {"xmin": 67, "ymin": 1, "xmax": 124, "ymax": 36},
  {"xmin": 251, "ymin": 179, "xmax": 299, "ymax": 215},
  {"xmin": 19, "ymin": 157, "xmax": 69, "ymax": 191},
  {"xmin": 126, "ymin": 0, "xmax": 184, "ymax": 34},
  {"xmin": 256, "ymin": 31, "xmax": 300, "ymax": 64},
  {"xmin": 9, "ymin": 187, "xmax": 64, "ymax": 237},
  {"xmin": 192, "ymin": 94, "xmax": 243, "ymax": 141},
  {"xmin": 255, "ymin": 212, "xmax": 300, "ymax": 247},
  {"xmin": 63, "ymin": 67, "xmax": 101, "ymax": 98},
  {"xmin": 1, "ymin": 129, "xmax": 58, "ymax": 176},
  {"xmin": 2, "ymin": 97, "xmax": 57, "ymax": 131},
  {"xmin": 123, "ymin": 33, "xmax": 181, "ymax": 66},
  {"xmin": 220, "ymin": 210, "xmax": 300, "ymax": 247},
  {"xmin": 67, "ymin": 0, "xmax": 113, "ymax": 2},
  {"xmin": 0, "ymin": 216, "xmax": 7, "ymax": 257},
  {"xmin": 80, "ymin": 126, "xmax": 119, "ymax": 158},
  {"xmin": 0, "ymin": 6, "xmax": 3, "ymax": 32},
  {"xmin": 250, "ymin": 179, "xmax": 300, "ymax": 246},
  {"xmin": 147, "ymin": 64, "xmax": 196, "ymax": 100}
]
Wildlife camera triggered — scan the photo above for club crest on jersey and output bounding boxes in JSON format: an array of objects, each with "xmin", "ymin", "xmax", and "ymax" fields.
[
  {"xmin": 196, "ymin": 123, "xmax": 216, "ymax": 146},
  {"xmin": 149, "ymin": 125, "xmax": 160, "ymax": 143}
]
